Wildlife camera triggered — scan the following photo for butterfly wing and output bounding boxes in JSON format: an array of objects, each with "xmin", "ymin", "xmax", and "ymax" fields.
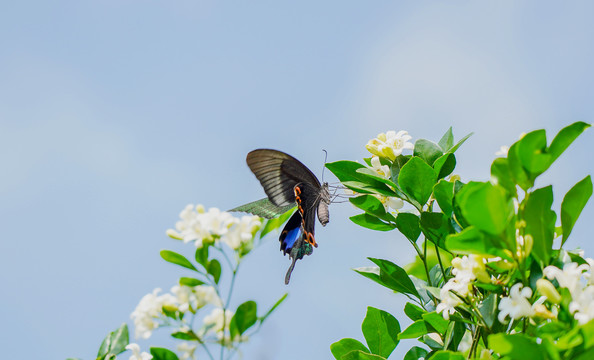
[
  {"xmin": 246, "ymin": 149, "xmax": 322, "ymax": 207},
  {"xmin": 279, "ymin": 209, "xmax": 314, "ymax": 284},
  {"xmin": 229, "ymin": 198, "xmax": 296, "ymax": 219}
]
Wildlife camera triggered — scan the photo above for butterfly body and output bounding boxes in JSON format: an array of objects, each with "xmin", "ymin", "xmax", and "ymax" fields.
[{"xmin": 233, "ymin": 149, "xmax": 330, "ymax": 284}]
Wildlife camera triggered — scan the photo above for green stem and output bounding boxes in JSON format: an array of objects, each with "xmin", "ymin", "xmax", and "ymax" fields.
[
  {"xmin": 411, "ymin": 240, "xmax": 432, "ymax": 288},
  {"xmin": 434, "ymin": 243, "xmax": 447, "ymax": 283}
]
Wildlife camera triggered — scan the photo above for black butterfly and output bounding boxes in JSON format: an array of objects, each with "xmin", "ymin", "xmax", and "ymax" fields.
[{"xmin": 230, "ymin": 149, "xmax": 330, "ymax": 284}]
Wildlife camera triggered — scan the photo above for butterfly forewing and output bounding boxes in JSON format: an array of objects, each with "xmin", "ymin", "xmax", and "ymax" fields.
[{"xmin": 246, "ymin": 149, "xmax": 321, "ymax": 207}]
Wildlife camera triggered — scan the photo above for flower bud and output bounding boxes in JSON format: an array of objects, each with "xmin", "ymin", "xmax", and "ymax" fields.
[{"xmin": 536, "ymin": 278, "xmax": 562, "ymax": 304}]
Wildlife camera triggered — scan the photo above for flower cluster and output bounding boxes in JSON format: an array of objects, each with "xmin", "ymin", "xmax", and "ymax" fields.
[
  {"xmin": 131, "ymin": 285, "xmax": 221, "ymax": 339},
  {"xmin": 167, "ymin": 204, "xmax": 262, "ymax": 251},
  {"xmin": 366, "ymin": 130, "xmax": 414, "ymax": 161}
]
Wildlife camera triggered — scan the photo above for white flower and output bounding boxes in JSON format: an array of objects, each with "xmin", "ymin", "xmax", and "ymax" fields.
[
  {"xmin": 167, "ymin": 205, "xmax": 236, "ymax": 248},
  {"xmin": 451, "ymin": 255, "xmax": 491, "ymax": 284},
  {"xmin": 126, "ymin": 343, "xmax": 153, "ymax": 360},
  {"xmin": 202, "ymin": 307, "xmax": 234, "ymax": 339},
  {"xmin": 544, "ymin": 262, "xmax": 589, "ymax": 297},
  {"xmin": 495, "ymin": 146, "xmax": 509, "ymax": 157},
  {"xmin": 370, "ymin": 156, "xmax": 391, "ymax": 179},
  {"xmin": 194, "ymin": 285, "xmax": 223, "ymax": 308},
  {"xmin": 366, "ymin": 130, "xmax": 414, "ymax": 161},
  {"xmin": 436, "ymin": 278, "xmax": 470, "ymax": 319},
  {"xmin": 171, "ymin": 284, "xmax": 222, "ymax": 313},
  {"xmin": 570, "ymin": 285, "xmax": 594, "ymax": 324},
  {"xmin": 177, "ymin": 342, "xmax": 197, "ymax": 360},
  {"xmin": 222, "ymin": 215, "xmax": 262, "ymax": 250},
  {"xmin": 374, "ymin": 194, "xmax": 404, "ymax": 212},
  {"xmin": 498, "ymin": 283, "xmax": 534, "ymax": 323},
  {"xmin": 130, "ymin": 288, "xmax": 177, "ymax": 339}
]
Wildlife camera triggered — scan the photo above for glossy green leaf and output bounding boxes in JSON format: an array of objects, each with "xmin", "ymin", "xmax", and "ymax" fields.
[
  {"xmin": 369, "ymin": 258, "xmax": 419, "ymax": 298},
  {"xmin": 326, "ymin": 161, "xmax": 395, "ymax": 194},
  {"xmin": 342, "ymin": 180, "xmax": 398, "ymax": 197},
  {"xmin": 179, "ymin": 277, "xmax": 205, "ymax": 287},
  {"xmin": 330, "ymin": 338, "xmax": 370, "ymax": 360},
  {"xmin": 420, "ymin": 212, "xmax": 452, "ymax": 249},
  {"xmin": 97, "ymin": 323, "xmax": 129, "ymax": 358},
  {"xmin": 207, "ymin": 259, "xmax": 222, "ymax": 284},
  {"xmin": 444, "ymin": 321, "xmax": 466, "ymax": 351},
  {"xmin": 548, "ymin": 122, "xmax": 591, "ymax": 163},
  {"xmin": 194, "ymin": 246, "xmax": 209, "ymax": 267},
  {"xmin": 395, "ymin": 213, "xmax": 421, "ymax": 242},
  {"xmin": 507, "ymin": 142, "xmax": 532, "ymax": 190},
  {"xmin": 399, "ymin": 157, "xmax": 437, "ymax": 205},
  {"xmin": 353, "ymin": 267, "xmax": 390, "ymax": 291},
  {"xmin": 350, "ymin": 214, "xmax": 396, "ymax": 231},
  {"xmin": 490, "ymin": 157, "xmax": 517, "ymax": 195},
  {"xmin": 517, "ymin": 129, "xmax": 551, "ymax": 174},
  {"xmin": 422, "ymin": 312, "xmax": 448, "ymax": 334},
  {"xmin": 260, "ymin": 293, "xmax": 288, "ymax": 324},
  {"xmin": 230, "ymin": 301, "xmax": 257, "ymax": 337},
  {"xmin": 430, "ymin": 351, "xmax": 465, "ymax": 360},
  {"xmin": 404, "ymin": 302, "xmax": 426, "ymax": 321},
  {"xmin": 171, "ymin": 331, "xmax": 197, "ymax": 340},
  {"xmin": 433, "ymin": 180, "xmax": 455, "ymax": 215},
  {"xmin": 260, "ymin": 208, "xmax": 295, "ymax": 239},
  {"xmin": 479, "ymin": 294, "xmax": 498, "ymax": 328},
  {"xmin": 433, "ymin": 153, "xmax": 456, "ymax": 180},
  {"xmin": 448, "ymin": 132, "xmax": 473, "ymax": 154},
  {"xmin": 161, "ymin": 250, "xmax": 198, "ymax": 272},
  {"xmin": 524, "ymin": 186, "xmax": 556, "ymax": 264},
  {"xmin": 398, "ymin": 320, "xmax": 428, "ymax": 339},
  {"xmin": 350, "ymin": 195, "xmax": 396, "ymax": 222},
  {"xmin": 403, "ymin": 346, "xmax": 429, "ymax": 360},
  {"xmin": 445, "ymin": 226, "xmax": 508, "ymax": 258},
  {"xmin": 489, "ymin": 333, "xmax": 545, "ymax": 360},
  {"xmin": 414, "ymin": 139, "xmax": 443, "ymax": 166},
  {"xmin": 438, "ymin": 127, "xmax": 454, "ymax": 151},
  {"xmin": 355, "ymin": 167, "xmax": 401, "ymax": 190},
  {"xmin": 561, "ymin": 175, "xmax": 592, "ymax": 246},
  {"xmin": 341, "ymin": 350, "xmax": 386, "ymax": 360},
  {"xmin": 581, "ymin": 319, "xmax": 594, "ymax": 348},
  {"xmin": 390, "ymin": 155, "xmax": 411, "ymax": 184},
  {"xmin": 150, "ymin": 347, "xmax": 180, "ymax": 360},
  {"xmin": 361, "ymin": 307, "xmax": 400, "ymax": 358},
  {"xmin": 455, "ymin": 182, "xmax": 512, "ymax": 235}
]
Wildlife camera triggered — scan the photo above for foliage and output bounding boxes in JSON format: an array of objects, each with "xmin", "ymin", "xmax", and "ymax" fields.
[{"xmin": 328, "ymin": 123, "xmax": 594, "ymax": 359}]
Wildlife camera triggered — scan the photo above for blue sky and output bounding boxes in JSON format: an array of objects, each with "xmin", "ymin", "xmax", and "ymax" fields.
[{"xmin": 1, "ymin": 1, "xmax": 593, "ymax": 359}]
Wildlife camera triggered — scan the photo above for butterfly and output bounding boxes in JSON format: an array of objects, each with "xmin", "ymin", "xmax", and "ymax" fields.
[{"xmin": 230, "ymin": 149, "xmax": 330, "ymax": 284}]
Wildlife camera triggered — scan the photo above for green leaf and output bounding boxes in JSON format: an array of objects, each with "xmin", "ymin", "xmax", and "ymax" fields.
[
  {"xmin": 207, "ymin": 259, "xmax": 222, "ymax": 284},
  {"xmin": 171, "ymin": 331, "xmax": 197, "ymax": 340},
  {"xmin": 326, "ymin": 161, "xmax": 396, "ymax": 195},
  {"xmin": 438, "ymin": 127, "xmax": 454, "ymax": 152},
  {"xmin": 361, "ymin": 307, "xmax": 400, "ymax": 358},
  {"xmin": 395, "ymin": 213, "xmax": 421, "ymax": 242},
  {"xmin": 403, "ymin": 303, "xmax": 426, "ymax": 322},
  {"xmin": 260, "ymin": 208, "xmax": 296, "ymax": 239},
  {"xmin": 430, "ymin": 350, "xmax": 465, "ymax": 360},
  {"xmin": 179, "ymin": 277, "xmax": 205, "ymax": 287},
  {"xmin": 414, "ymin": 139, "xmax": 444, "ymax": 166},
  {"xmin": 433, "ymin": 153, "xmax": 456, "ymax": 180},
  {"xmin": 403, "ymin": 346, "xmax": 429, "ymax": 360},
  {"xmin": 330, "ymin": 338, "xmax": 370, "ymax": 360},
  {"xmin": 355, "ymin": 167, "xmax": 401, "ymax": 191},
  {"xmin": 448, "ymin": 132, "xmax": 473, "ymax": 154},
  {"xmin": 390, "ymin": 155, "xmax": 411, "ymax": 184},
  {"xmin": 194, "ymin": 246, "xmax": 209, "ymax": 267},
  {"xmin": 561, "ymin": 175, "xmax": 592, "ymax": 246},
  {"xmin": 230, "ymin": 301, "xmax": 258, "ymax": 337},
  {"xmin": 507, "ymin": 141, "xmax": 532, "ymax": 190},
  {"xmin": 445, "ymin": 226, "xmax": 509, "ymax": 259},
  {"xmin": 398, "ymin": 320, "xmax": 428, "ymax": 339},
  {"xmin": 342, "ymin": 180, "xmax": 398, "ymax": 197},
  {"xmin": 548, "ymin": 121, "xmax": 591, "ymax": 163},
  {"xmin": 422, "ymin": 312, "xmax": 448, "ymax": 334},
  {"xmin": 399, "ymin": 157, "xmax": 437, "ymax": 205},
  {"xmin": 581, "ymin": 319, "xmax": 594, "ymax": 348},
  {"xmin": 524, "ymin": 186, "xmax": 556, "ymax": 264},
  {"xmin": 354, "ymin": 267, "xmax": 386, "ymax": 289},
  {"xmin": 369, "ymin": 258, "xmax": 419, "ymax": 298},
  {"xmin": 517, "ymin": 129, "xmax": 551, "ymax": 174},
  {"xmin": 455, "ymin": 182, "xmax": 512, "ymax": 235},
  {"xmin": 260, "ymin": 293, "xmax": 288, "ymax": 324},
  {"xmin": 490, "ymin": 157, "xmax": 517, "ymax": 195},
  {"xmin": 433, "ymin": 180, "xmax": 455, "ymax": 215},
  {"xmin": 479, "ymin": 294, "xmax": 498, "ymax": 328},
  {"xmin": 350, "ymin": 195, "xmax": 396, "ymax": 222},
  {"xmin": 489, "ymin": 333, "xmax": 545, "ymax": 360},
  {"xmin": 150, "ymin": 347, "xmax": 180, "ymax": 360},
  {"xmin": 97, "ymin": 323, "xmax": 129, "ymax": 358},
  {"xmin": 341, "ymin": 350, "xmax": 386, "ymax": 360},
  {"xmin": 350, "ymin": 214, "xmax": 396, "ymax": 231},
  {"xmin": 420, "ymin": 212, "xmax": 452, "ymax": 249},
  {"xmin": 160, "ymin": 250, "xmax": 198, "ymax": 272}
]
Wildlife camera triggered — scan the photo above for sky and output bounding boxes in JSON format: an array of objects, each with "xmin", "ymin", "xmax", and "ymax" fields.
[{"xmin": 1, "ymin": 1, "xmax": 593, "ymax": 359}]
